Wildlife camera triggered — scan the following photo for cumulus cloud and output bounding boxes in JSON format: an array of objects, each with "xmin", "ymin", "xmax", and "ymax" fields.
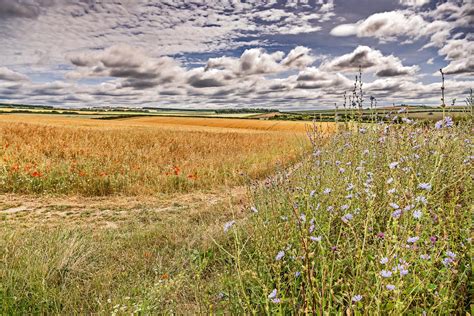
[
  {"xmin": 399, "ymin": 0, "xmax": 430, "ymax": 7},
  {"xmin": 68, "ymin": 44, "xmax": 186, "ymax": 89},
  {"xmin": 321, "ymin": 46, "xmax": 419, "ymax": 77},
  {"xmin": 205, "ymin": 46, "xmax": 314, "ymax": 77},
  {"xmin": 0, "ymin": 67, "xmax": 29, "ymax": 81},
  {"xmin": 0, "ymin": 0, "xmax": 54, "ymax": 18},
  {"xmin": 438, "ymin": 38, "xmax": 474, "ymax": 74},
  {"xmin": 330, "ymin": 11, "xmax": 427, "ymax": 42},
  {"xmin": 330, "ymin": 2, "xmax": 472, "ymax": 48}
]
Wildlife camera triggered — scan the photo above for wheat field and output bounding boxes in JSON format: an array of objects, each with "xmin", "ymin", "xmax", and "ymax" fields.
[{"xmin": 0, "ymin": 114, "xmax": 321, "ymax": 195}]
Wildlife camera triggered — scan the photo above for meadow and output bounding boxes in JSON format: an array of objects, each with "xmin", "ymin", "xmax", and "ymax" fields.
[{"xmin": 0, "ymin": 112, "xmax": 472, "ymax": 314}]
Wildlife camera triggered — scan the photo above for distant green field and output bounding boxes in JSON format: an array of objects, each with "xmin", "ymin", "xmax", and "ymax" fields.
[{"xmin": 0, "ymin": 106, "xmax": 261, "ymax": 119}]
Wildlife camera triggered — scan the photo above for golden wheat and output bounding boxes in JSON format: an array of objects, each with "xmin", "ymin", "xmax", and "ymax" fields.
[{"xmin": 0, "ymin": 115, "xmax": 318, "ymax": 195}]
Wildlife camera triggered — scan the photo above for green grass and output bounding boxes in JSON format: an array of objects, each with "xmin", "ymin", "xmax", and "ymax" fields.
[
  {"xmin": 214, "ymin": 118, "xmax": 473, "ymax": 314},
  {"xmin": 1, "ymin": 117, "xmax": 472, "ymax": 314}
]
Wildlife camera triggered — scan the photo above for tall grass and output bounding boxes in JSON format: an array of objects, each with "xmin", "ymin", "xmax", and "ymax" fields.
[{"xmin": 215, "ymin": 118, "xmax": 472, "ymax": 314}]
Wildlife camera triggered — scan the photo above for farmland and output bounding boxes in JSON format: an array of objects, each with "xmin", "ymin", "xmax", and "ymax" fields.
[{"xmin": 1, "ymin": 111, "xmax": 472, "ymax": 314}]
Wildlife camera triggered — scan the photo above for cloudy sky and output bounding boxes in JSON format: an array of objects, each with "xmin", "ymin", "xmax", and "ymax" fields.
[{"xmin": 0, "ymin": 0, "xmax": 472, "ymax": 109}]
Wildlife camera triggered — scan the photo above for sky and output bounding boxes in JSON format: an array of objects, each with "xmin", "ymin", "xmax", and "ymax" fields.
[{"xmin": 0, "ymin": 0, "xmax": 472, "ymax": 109}]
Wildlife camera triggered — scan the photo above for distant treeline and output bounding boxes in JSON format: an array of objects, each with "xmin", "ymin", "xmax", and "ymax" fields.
[{"xmin": 0, "ymin": 103, "xmax": 54, "ymax": 110}]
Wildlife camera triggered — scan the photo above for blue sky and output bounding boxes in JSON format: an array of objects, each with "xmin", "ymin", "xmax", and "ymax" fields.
[{"xmin": 0, "ymin": 0, "xmax": 472, "ymax": 109}]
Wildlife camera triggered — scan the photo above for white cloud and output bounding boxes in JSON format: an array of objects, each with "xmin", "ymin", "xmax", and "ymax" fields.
[
  {"xmin": 438, "ymin": 37, "xmax": 474, "ymax": 74},
  {"xmin": 399, "ymin": 0, "xmax": 430, "ymax": 7},
  {"xmin": 321, "ymin": 46, "xmax": 419, "ymax": 77},
  {"xmin": 0, "ymin": 66, "xmax": 29, "ymax": 81}
]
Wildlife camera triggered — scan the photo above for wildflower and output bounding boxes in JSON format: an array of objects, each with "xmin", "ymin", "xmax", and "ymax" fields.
[
  {"xmin": 389, "ymin": 161, "xmax": 399, "ymax": 169},
  {"xmin": 380, "ymin": 257, "xmax": 389, "ymax": 264},
  {"xmin": 418, "ymin": 183, "xmax": 432, "ymax": 191},
  {"xmin": 275, "ymin": 251, "xmax": 285, "ymax": 261},
  {"xmin": 280, "ymin": 216, "xmax": 288, "ymax": 221},
  {"xmin": 363, "ymin": 149, "xmax": 369, "ymax": 155},
  {"xmin": 340, "ymin": 204, "xmax": 349, "ymax": 211},
  {"xmin": 342, "ymin": 213, "xmax": 353, "ymax": 223},
  {"xmin": 391, "ymin": 209, "xmax": 402, "ymax": 219},
  {"xmin": 250, "ymin": 206, "xmax": 258, "ymax": 213},
  {"xmin": 345, "ymin": 193, "xmax": 353, "ymax": 199},
  {"xmin": 444, "ymin": 116, "xmax": 454, "ymax": 127},
  {"xmin": 327, "ymin": 206, "xmax": 334, "ymax": 212},
  {"xmin": 295, "ymin": 271, "xmax": 301, "ymax": 277},
  {"xmin": 347, "ymin": 183, "xmax": 354, "ymax": 191},
  {"xmin": 310, "ymin": 236, "xmax": 322, "ymax": 242},
  {"xmin": 310, "ymin": 190, "xmax": 316, "ymax": 197},
  {"xmin": 386, "ymin": 284, "xmax": 396, "ymax": 291},
  {"xmin": 352, "ymin": 295, "xmax": 362, "ymax": 303},
  {"xmin": 430, "ymin": 236, "xmax": 438, "ymax": 244},
  {"xmin": 399, "ymin": 268, "xmax": 409, "ymax": 276},
  {"xmin": 380, "ymin": 270, "xmax": 392, "ymax": 278},
  {"xmin": 420, "ymin": 254, "xmax": 431, "ymax": 260},
  {"xmin": 331, "ymin": 246, "xmax": 337, "ymax": 252},
  {"xmin": 407, "ymin": 236, "xmax": 419, "ymax": 243},
  {"xmin": 442, "ymin": 257, "xmax": 453, "ymax": 267},
  {"xmin": 435, "ymin": 116, "xmax": 454, "ymax": 129},
  {"xmin": 446, "ymin": 251, "xmax": 456, "ymax": 259},
  {"xmin": 412, "ymin": 210, "xmax": 422, "ymax": 219},
  {"xmin": 387, "ymin": 188, "xmax": 396, "ymax": 194},
  {"xmin": 389, "ymin": 202, "xmax": 400, "ymax": 209},
  {"xmin": 300, "ymin": 213, "xmax": 306, "ymax": 222},
  {"xmin": 268, "ymin": 289, "xmax": 280, "ymax": 303},
  {"xmin": 323, "ymin": 188, "xmax": 332, "ymax": 195},
  {"xmin": 377, "ymin": 232, "xmax": 385, "ymax": 239},
  {"xmin": 223, "ymin": 220, "xmax": 235, "ymax": 232},
  {"xmin": 339, "ymin": 167, "xmax": 345, "ymax": 174},
  {"xmin": 309, "ymin": 224, "xmax": 315, "ymax": 234},
  {"xmin": 359, "ymin": 128, "xmax": 367, "ymax": 134},
  {"xmin": 403, "ymin": 204, "xmax": 413, "ymax": 212},
  {"xmin": 415, "ymin": 195, "xmax": 428, "ymax": 205}
]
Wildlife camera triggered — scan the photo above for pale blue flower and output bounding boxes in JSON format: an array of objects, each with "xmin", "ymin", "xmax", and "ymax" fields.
[
  {"xmin": 407, "ymin": 236, "xmax": 419, "ymax": 243},
  {"xmin": 250, "ymin": 206, "xmax": 258, "ymax": 213},
  {"xmin": 420, "ymin": 254, "xmax": 431, "ymax": 260},
  {"xmin": 387, "ymin": 188, "xmax": 396, "ymax": 194},
  {"xmin": 310, "ymin": 236, "xmax": 322, "ymax": 242},
  {"xmin": 418, "ymin": 183, "xmax": 432, "ymax": 191},
  {"xmin": 389, "ymin": 162, "xmax": 399, "ymax": 169},
  {"xmin": 380, "ymin": 257, "xmax": 388, "ymax": 264},
  {"xmin": 392, "ymin": 209, "xmax": 402, "ymax": 219},
  {"xmin": 380, "ymin": 270, "xmax": 392, "ymax": 278},
  {"xmin": 323, "ymin": 188, "xmax": 332, "ymax": 195},
  {"xmin": 268, "ymin": 289, "xmax": 277, "ymax": 299},
  {"xmin": 223, "ymin": 220, "xmax": 236, "ymax": 232},
  {"xmin": 415, "ymin": 195, "xmax": 428, "ymax": 205},
  {"xmin": 386, "ymin": 284, "xmax": 396, "ymax": 291},
  {"xmin": 389, "ymin": 202, "xmax": 400, "ymax": 209},
  {"xmin": 412, "ymin": 210, "xmax": 422, "ymax": 219},
  {"xmin": 352, "ymin": 294, "xmax": 362, "ymax": 302},
  {"xmin": 275, "ymin": 251, "xmax": 285, "ymax": 261},
  {"xmin": 342, "ymin": 213, "xmax": 353, "ymax": 223},
  {"xmin": 446, "ymin": 251, "xmax": 456, "ymax": 259}
]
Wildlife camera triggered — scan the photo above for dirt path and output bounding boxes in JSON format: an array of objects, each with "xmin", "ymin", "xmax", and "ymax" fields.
[{"xmin": 0, "ymin": 186, "xmax": 249, "ymax": 229}]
